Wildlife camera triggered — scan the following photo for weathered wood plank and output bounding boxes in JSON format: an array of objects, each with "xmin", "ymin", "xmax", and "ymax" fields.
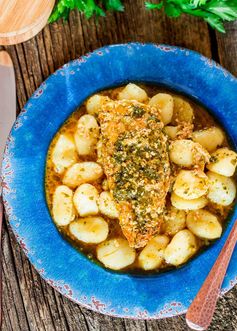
[
  {"xmin": 1, "ymin": 1, "xmax": 237, "ymax": 330},
  {"xmin": 2, "ymin": 220, "xmax": 30, "ymax": 331},
  {"xmin": 216, "ymin": 22, "xmax": 237, "ymax": 76}
]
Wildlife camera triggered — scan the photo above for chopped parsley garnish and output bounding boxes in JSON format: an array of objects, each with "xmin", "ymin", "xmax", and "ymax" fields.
[
  {"xmin": 112, "ymin": 127, "xmax": 169, "ymax": 229},
  {"xmin": 131, "ymin": 106, "xmax": 145, "ymax": 118}
]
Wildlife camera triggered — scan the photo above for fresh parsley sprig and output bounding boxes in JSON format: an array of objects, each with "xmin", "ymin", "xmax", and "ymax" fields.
[
  {"xmin": 49, "ymin": 0, "xmax": 237, "ymax": 33},
  {"xmin": 145, "ymin": 0, "xmax": 237, "ymax": 33},
  {"xmin": 49, "ymin": 0, "xmax": 124, "ymax": 22}
]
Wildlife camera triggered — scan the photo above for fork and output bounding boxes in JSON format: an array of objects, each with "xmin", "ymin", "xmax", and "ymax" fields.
[{"xmin": 186, "ymin": 220, "xmax": 237, "ymax": 330}]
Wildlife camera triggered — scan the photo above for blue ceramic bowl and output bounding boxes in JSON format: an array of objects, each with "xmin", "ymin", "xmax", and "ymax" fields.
[{"xmin": 2, "ymin": 43, "xmax": 237, "ymax": 319}]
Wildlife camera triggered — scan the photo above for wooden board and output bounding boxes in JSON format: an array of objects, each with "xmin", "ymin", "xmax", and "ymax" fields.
[
  {"xmin": 0, "ymin": 0, "xmax": 237, "ymax": 329},
  {"xmin": 0, "ymin": 0, "xmax": 55, "ymax": 45}
]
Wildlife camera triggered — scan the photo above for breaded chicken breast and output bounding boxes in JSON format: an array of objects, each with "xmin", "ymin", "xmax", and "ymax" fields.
[{"xmin": 97, "ymin": 100, "xmax": 170, "ymax": 248}]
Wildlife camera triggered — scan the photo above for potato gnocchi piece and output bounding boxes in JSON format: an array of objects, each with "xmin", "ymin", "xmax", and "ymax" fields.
[
  {"xmin": 69, "ymin": 217, "xmax": 108, "ymax": 244},
  {"xmin": 149, "ymin": 93, "xmax": 174, "ymax": 125},
  {"xmin": 138, "ymin": 235, "xmax": 170, "ymax": 270},
  {"xmin": 164, "ymin": 229, "xmax": 198, "ymax": 266},
  {"xmin": 207, "ymin": 148, "xmax": 237, "ymax": 177},
  {"xmin": 164, "ymin": 126, "xmax": 178, "ymax": 139},
  {"xmin": 86, "ymin": 94, "xmax": 110, "ymax": 115},
  {"xmin": 117, "ymin": 83, "xmax": 148, "ymax": 102},
  {"xmin": 192, "ymin": 127, "xmax": 225, "ymax": 153},
  {"xmin": 169, "ymin": 139, "xmax": 209, "ymax": 167},
  {"xmin": 172, "ymin": 97, "xmax": 194, "ymax": 124},
  {"xmin": 187, "ymin": 209, "xmax": 222, "ymax": 240},
  {"xmin": 98, "ymin": 191, "xmax": 119, "ymax": 219},
  {"xmin": 173, "ymin": 170, "xmax": 209, "ymax": 200},
  {"xmin": 74, "ymin": 114, "xmax": 99, "ymax": 156},
  {"xmin": 73, "ymin": 184, "xmax": 99, "ymax": 217},
  {"xmin": 52, "ymin": 134, "xmax": 78, "ymax": 174},
  {"xmin": 207, "ymin": 171, "xmax": 236, "ymax": 206},
  {"xmin": 162, "ymin": 207, "xmax": 186, "ymax": 236},
  {"xmin": 171, "ymin": 192, "xmax": 208, "ymax": 210},
  {"xmin": 97, "ymin": 238, "xmax": 136, "ymax": 270},
  {"xmin": 169, "ymin": 139, "xmax": 193, "ymax": 167},
  {"xmin": 63, "ymin": 162, "xmax": 103, "ymax": 188},
  {"xmin": 52, "ymin": 185, "xmax": 75, "ymax": 226}
]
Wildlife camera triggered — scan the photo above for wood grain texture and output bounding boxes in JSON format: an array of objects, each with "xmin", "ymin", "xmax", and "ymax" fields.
[
  {"xmin": 216, "ymin": 21, "xmax": 237, "ymax": 76},
  {"xmin": 0, "ymin": 1, "xmax": 237, "ymax": 330},
  {"xmin": 0, "ymin": 0, "xmax": 55, "ymax": 45}
]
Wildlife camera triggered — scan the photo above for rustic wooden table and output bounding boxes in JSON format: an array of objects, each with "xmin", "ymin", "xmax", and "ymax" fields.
[{"xmin": 1, "ymin": 1, "xmax": 237, "ymax": 330}]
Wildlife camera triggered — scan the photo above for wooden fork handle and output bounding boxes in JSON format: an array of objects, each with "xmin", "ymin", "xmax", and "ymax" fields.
[{"xmin": 186, "ymin": 221, "xmax": 237, "ymax": 330}]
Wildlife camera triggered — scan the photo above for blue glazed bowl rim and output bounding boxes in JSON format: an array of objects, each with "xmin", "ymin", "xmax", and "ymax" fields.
[{"xmin": 2, "ymin": 42, "xmax": 237, "ymax": 319}]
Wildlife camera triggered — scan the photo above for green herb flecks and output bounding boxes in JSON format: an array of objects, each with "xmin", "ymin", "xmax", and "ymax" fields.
[
  {"xmin": 131, "ymin": 106, "xmax": 146, "ymax": 118},
  {"xmin": 112, "ymin": 127, "xmax": 169, "ymax": 232}
]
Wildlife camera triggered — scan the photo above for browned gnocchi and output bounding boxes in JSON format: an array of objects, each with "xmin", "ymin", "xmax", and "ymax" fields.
[{"xmin": 45, "ymin": 83, "xmax": 236, "ymax": 273}]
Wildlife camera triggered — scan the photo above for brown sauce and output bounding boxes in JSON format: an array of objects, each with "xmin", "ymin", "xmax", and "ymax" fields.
[{"xmin": 45, "ymin": 84, "xmax": 234, "ymax": 274}]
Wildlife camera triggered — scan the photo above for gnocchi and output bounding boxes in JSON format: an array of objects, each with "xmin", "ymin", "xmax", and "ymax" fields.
[
  {"xmin": 164, "ymin": 126, "xmax": 178, "ymax": 139},
  {"xmin": 86, "ymin": 94, "xmax": 110, "ymax": 115},
  {"xmin": 207, "ymin": 171, "xmax": 236, "ymax": 206},
  {"xmin": 171, "ymin": 192, "xmax": 208, "ymax": 210},
  {"xmin": 117, "ymin": 83, "xmax": 148, "ymax": 102},
  {"xmin": 98, "ymin": 191, "xmax": 119, "ymax": 219},
  {"xmin": 162, "ymin": 207, "xmax": 186, "ymax": 236},
  {"xmin": 69, "ymin": 217, "xmax": 109, "ymax": 244},
  {"xmin": 73, "ymin": 184, "xmax": 99, "ymax": 217},
  {"xmin": 138, "ymin": 235, "xmax": 170, "ymax": 270},
  {"xmin": 52, "ymin": 134, "xmax": 78, "ymax": 174},
  {"xmin": 186, "ymin": 209, "xmax": 222, "ymax": 239},
  {"xmin": 173, "ymin": 170, "xmax": 209, "ymax": 200},
  {"xmin": 164, "ymin": 229, "xmax": 198, "ymax": 266},
  {"xmin": 46, "ymin": 84, "xmax": 236, "ymax": 274},
  {"xmin": 192, "ymin": 127, "xmax": 225, "ymax": 152},
  {"xmin": 52, "ymin": 185, "xmax": 75, "ymax": 226},
  {"xmin": 172, "ymin": 97, "xmax": 194, "ymax": 124},
  {"xmin": 207, "ymin": 148, "xmax": 237, "ymax": 177},
  {"xmin": 169, "ymin": 139, "xmax": 209, "ymax": 167},
  {"xmin": 149, "ymin": 93, "xmax": 174, "ymax": 125},
  {"xmin": 97, "ymin": 238, "xmax": 136, "ymax": 270},
  {"xmin": 63, "ymin": 162, "xmax": 103, "ymax": 188},
  {"xmin": 74, "ymin": 114, "xmax": 99, "ymax": 156}
]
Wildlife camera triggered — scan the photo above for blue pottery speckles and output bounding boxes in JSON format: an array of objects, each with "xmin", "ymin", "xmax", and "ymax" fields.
[{"xmin": 2, "ymin": 43, "xmax": 237, "ymax": 319}]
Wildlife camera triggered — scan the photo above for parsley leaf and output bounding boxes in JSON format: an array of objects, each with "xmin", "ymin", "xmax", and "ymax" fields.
[
  {"xmin": 145, "ymin": 2, "xmax": 164, "ymax": 9},
  {"xmin": 102, "ymin": 0, "xmax": 124, "ymax": 11},
  {"xmin": 164, "ymin": 2, "xmax": 182, "ymax": 16},
  {"xmin": 145, "ymin": 0, "xmax": 237, "ymax": 32}
]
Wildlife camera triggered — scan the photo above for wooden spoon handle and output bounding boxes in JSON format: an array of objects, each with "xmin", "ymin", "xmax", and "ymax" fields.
[{"xmin": 186, "ymin": 221, "xmax": 237, "ymax": 330}]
